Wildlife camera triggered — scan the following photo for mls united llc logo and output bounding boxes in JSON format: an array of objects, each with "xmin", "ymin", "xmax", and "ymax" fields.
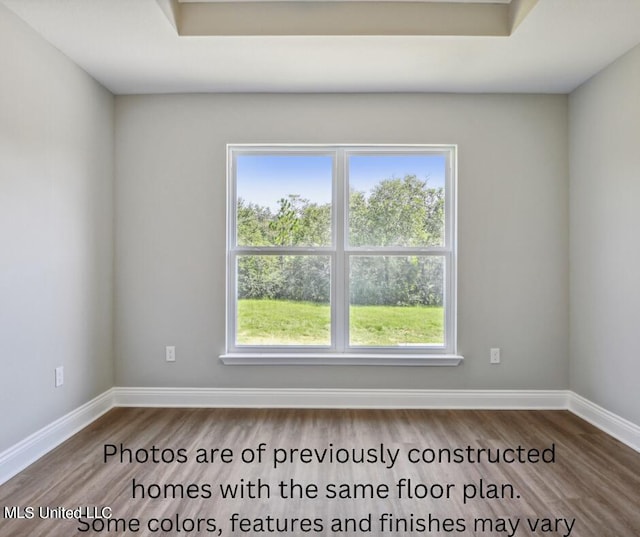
[{"xmin": 4, "ymin": 506, "xmax": 112, "ymax": 520}]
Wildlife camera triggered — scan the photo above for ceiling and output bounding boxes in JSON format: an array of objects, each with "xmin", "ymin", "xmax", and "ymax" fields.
[{"xmin": 2, "ymin": 0, "xmax": 640, "ymax": 94}]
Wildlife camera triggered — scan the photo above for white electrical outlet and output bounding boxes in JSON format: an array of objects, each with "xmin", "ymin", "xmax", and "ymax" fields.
[
  {"xmin": 166, "ymin": 346, "xmax": 176, "ymax": 362},
  {"xmin": 490, "ymin": 348, "xmax": 501, "ymax": 364},
  {"xmin": 55, "ymin": 366, "xmax": 64, "ymax": 387}
]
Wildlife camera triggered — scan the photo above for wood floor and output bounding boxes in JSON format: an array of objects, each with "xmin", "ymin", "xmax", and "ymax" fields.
[{"xmin": 1, "ymin": 408, "xmax": 639, "ymax": 536}]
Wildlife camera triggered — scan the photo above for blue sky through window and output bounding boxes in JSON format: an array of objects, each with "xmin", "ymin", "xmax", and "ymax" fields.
[
  {"xmin": 349, "ymin": 154, "xmax": 446, "ymax": 194},
  {"xmin": 237, "ymin": 154, "xmax": 333, "ymax": 211},
  {"xmin": 236, "ymin": 152, "xmax": 446, "ymax": 211}
]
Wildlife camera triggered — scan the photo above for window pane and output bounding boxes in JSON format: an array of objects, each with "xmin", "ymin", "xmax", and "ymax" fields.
[
  {"xmin": 236, "ymin": 154, "xmax": 332, "ymax": 247},
  {"xmin": 348, "ymin": 154, "xmax": 445, "ymax": 247},
  {"xmin": 237, "ymin": 255, "xmax": 331, "ymax": 346},
  {"xmin": 349, "ymin": 256, "xmax": 444, "ymax": 346}
]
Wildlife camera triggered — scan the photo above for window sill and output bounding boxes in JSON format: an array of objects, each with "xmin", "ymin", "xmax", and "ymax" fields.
[{"xmin": 219, "ymin": 353, "xmax": 463, "ymax": 366}]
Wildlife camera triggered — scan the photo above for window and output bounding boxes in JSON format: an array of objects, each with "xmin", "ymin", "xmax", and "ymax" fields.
[{"xmin": 222, "ymin": 145, "xmax": 461, "ymax": 365}]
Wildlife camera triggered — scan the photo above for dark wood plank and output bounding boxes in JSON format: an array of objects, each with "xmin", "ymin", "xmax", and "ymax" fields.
[{"xmin": 0, "ymin": 408, "xmax": 638, "ymax": 536}]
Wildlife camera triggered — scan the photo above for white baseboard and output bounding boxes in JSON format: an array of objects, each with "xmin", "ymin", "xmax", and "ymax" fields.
[
  {"xmin": 2, "ymin": 387, "xmax": 638, "ymax": 486},
  {"xmin": 568, "ymin": 392, "xmax": 640, "ymax": 452},
  {"xmin": 112, "ymin": 387, "xmax": 570, "ymax": 410},
  {"xmin": 0, "ymin": 389, "xmax": 114, "ymax": 486}
]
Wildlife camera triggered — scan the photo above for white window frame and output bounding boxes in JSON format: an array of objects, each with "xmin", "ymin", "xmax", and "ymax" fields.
[{"xmin": 221, "ymin": 144, "xmax": 462, "ymax": 366}]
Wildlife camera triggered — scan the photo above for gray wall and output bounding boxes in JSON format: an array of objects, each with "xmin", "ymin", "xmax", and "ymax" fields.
[
  {"xmin": 0, "ymin": 5, "xmax": 115, "ymax": 452},
  {"xmin": 569, "ymin": 43, "xmax": 640, "ymax": 425},
  {"xmin": 115, "ymin": 93, "xmax": 569, "ymax": 390}
]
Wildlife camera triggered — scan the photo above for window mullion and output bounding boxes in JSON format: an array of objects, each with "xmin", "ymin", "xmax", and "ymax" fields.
[{"xmin": 334, "ymin": 149, "xmax": 346, "ymax": 352}]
